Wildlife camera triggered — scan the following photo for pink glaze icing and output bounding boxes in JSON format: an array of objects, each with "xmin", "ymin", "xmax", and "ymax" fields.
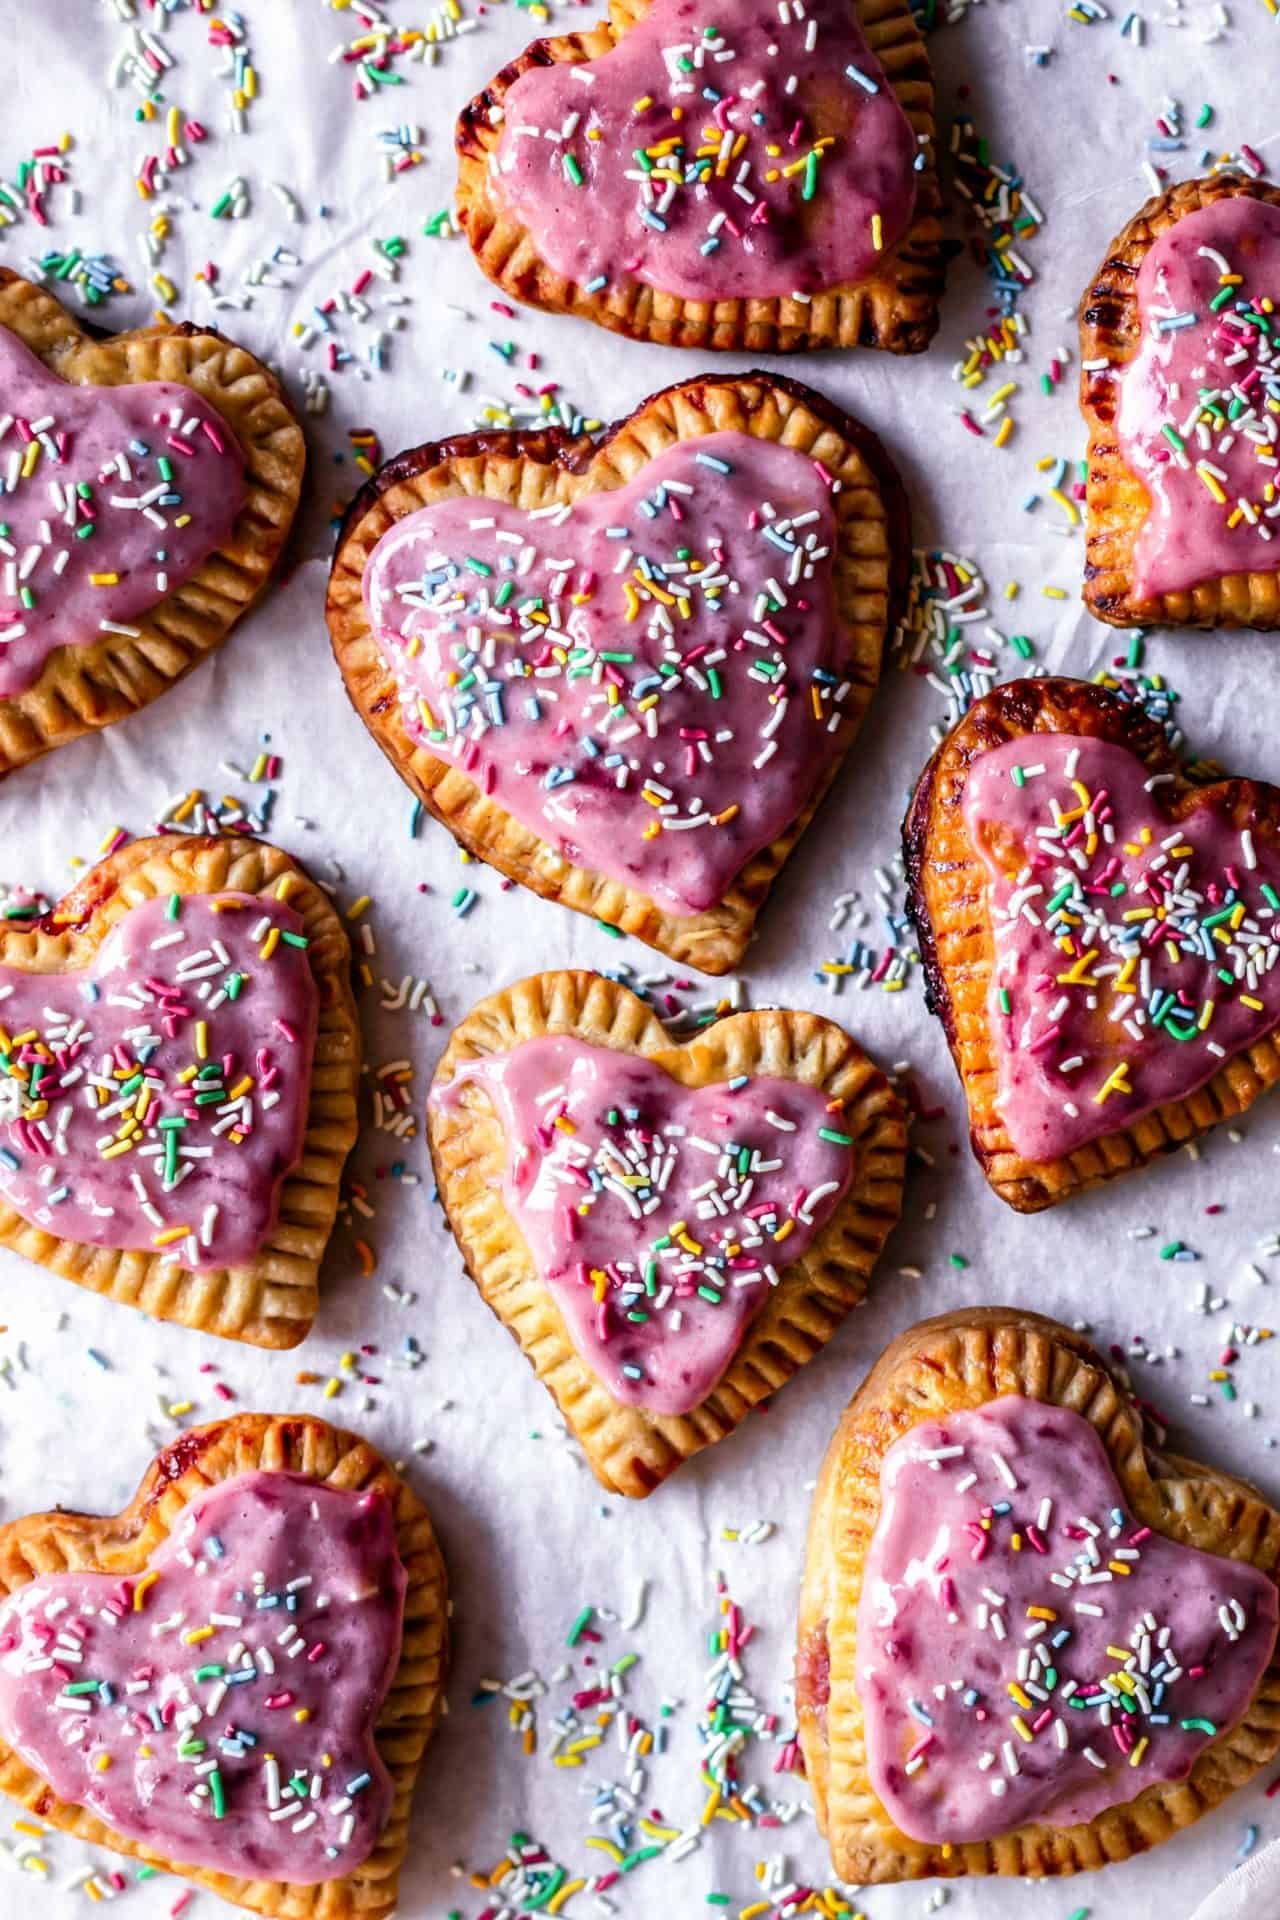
[
  {"xmin": 962, "ymin": 732, "xmax": 1280, "ymax": 1162},
  {"xmin": 492, "ymin": 0, "xmax": 918, "ymax": 301},
  {"xmin": 364, "ymin": 431, "xmax": 855, "ymax": 917},
  {"xmin": 0, "ymin": 1470, "xmax": 406, "ymax": 1882},
  {"xmin": 856, "ymin": 1396, "xmax": 1278, "ymax": 1844},
  {"xmin": 0, "ymin": 325, "xmax": 245, "ymax": 700},
  {"xmin": 0, "ymin": 892, "xmax": 318, "ymax": 1268},
  {"xmin": 1115, "ymin": 195, "xmax": 1280, "ymax": 599},
  {"xmin": 433, "ymin": 1032, "xmax": 855, "ymax": 1414}
]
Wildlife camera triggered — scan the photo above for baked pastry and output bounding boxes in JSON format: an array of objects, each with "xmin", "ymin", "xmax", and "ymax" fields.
[
  {"xmin": 456, "ymin": 0, "xmax": 945, "ymax": 353},
  {"xmin": 903, "ymin": 674, "xmax": 1280, "ymax": 1211},
  {"xmin": 1080, "ymin": 172, "xmax": 1280, "ymax": 629},
  {"xmin": 327, "ymin": 371, "xmax": 909, "ymax": 974},
  {"xmin": 427, "ymin": 968, "xmax": 907, "ymax": 1496},
  {"xmin": 0, "ymin": 1412, "xmax": 448, "ymax": 1919},
  {"xmin": 0, "ymin": 833, "xmax": 360, "ymax": 1344},
  {"xmin": 797, "ymin": 1306, "xmax": 1280, "ymax": 1883},
  {"xmin": 0, "ymin": 270, "xmax": 304, "ymax": 775}
]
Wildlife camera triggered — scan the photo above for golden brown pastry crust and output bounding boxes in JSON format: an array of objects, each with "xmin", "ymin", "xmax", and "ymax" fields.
[
  {"xmin": 455, "ymin": 0, "xmax": 944, "ymax": 354},
  {"xmin": 1080, "ymin": 173, "xmax": 1280, "ymax": 630},
  {"xmin": 797, "ymin": 1306, "xmax": 1280, "ymax": 1884},
  {"xmin": 426, "ymin": 968, "xmax": 907, "ymax": 1497},
  {"xmin": 902, "ymin": 675, "xmax": 1280, "ymax": 1211},
  {"xmin": 327, "ymin": 372, "xmax": 909, "ymax": 975},
  {"xmin": 0, "ymin": 271, "xmax": 305, "ymax": 775},
  {"xmin": 0, "ymin": 1412, "xmax": 448, "ymax": 1920},
  {"xmin": 0, "ymin": 834, "xmax": 361, "ymax": 1345}
]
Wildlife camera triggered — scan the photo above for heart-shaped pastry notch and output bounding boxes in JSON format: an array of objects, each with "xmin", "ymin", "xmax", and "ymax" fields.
[
  {"xmin": 455, "ymin": 0, "xmax": 945, "ymax": 354},
  {"xmin": 427, "ymin": 969, "xmax": 907, "ymax": 1496},
  {"xmin": 797, "ymin": 1307, "xmax": 1280, "ymax": 1885},
  {"xmin": 1080, "ymin": 173, "xmax": 1280, "ymax": 631},
  {"xmin": 0, "ymin": 270, "xmax": 304, "ymax": 775},
  {"xmin": 0, "ymin": 1412, "xmax": 448, "ymax": 1920},
  {"xmin": 327, "ymin": 373, "xmax": 909, "ymax": 974},
  {"xmin": 903, "ymin": 674, "xmax": 1280, "ymax": 1211},
  {"xmin": 0, "ymin": 833, "xmax": 360, "ymax": 1345}
]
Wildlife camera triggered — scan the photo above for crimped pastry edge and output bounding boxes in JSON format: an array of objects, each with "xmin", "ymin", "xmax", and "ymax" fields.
[
  {"xmin": 901, "ymin": 675, "xmax": 1280, "ymax": 1210},
  {"xmin": 0, "ymin": 834, "xmax": 361, "ymax": 1345},
  {"xmin": 0, "ymin": 1412, "xmax": 448, "ymax": 1920},
  {"xmin": 797, "ymin": 1305, "xmax": 1280, "ymax": 1883},
  {"xmin": 0, "ymin": 270, "xmax": 305, "ymax": 775},
  {"xmin": 426, "ymin": 967, "xmax": 907, "ymax": 1496},
  {"xmin": 326, "ymin": 371, "xmax": 909, "ymax": 974},
  {"xmin": 1079, "ymin": 173, "xmax": 1280, "ymax": 630}
]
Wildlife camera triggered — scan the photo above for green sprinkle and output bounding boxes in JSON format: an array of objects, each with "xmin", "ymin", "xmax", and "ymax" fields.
[
  {"xmin": 950, "ymin": 1252, "xmax": 969, "ymax": 1269},
  {"xmin": 209, "ymin": 1767, "xmax": 226, "ymax": 1819},
  {"xmin": 563, "ymin": 153, "xmax": 584, "ymax": 187},
  {"xmin": 566, "ymin": 1605, "xmax": 594, "ymax": 1647},
  {"xmin": 817, "ymin": 1126, "xmax": 854, "ymax": 1146},
  {"xmin": 1180, "ymin": 1717, "xmax": 1217, "ymax": 1735}
]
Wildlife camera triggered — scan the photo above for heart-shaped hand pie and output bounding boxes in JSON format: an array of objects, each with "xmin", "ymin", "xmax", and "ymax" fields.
[
  {"xmin": 1080, "ymin": 173, "xmax": 1280, "ymax": 630},
  {"xmin": 797, "ymin": 1307, "xmax": 1280, "ymax": 1884},
  {"xmin": 428, "ymin": 968, "xmax": 906, "ymax": 1495},
  {"xmin": 328, "ymin": 373, "xmax": 908, "ymax": 973},
  {"xmin": 455, "ymin": 0, "xmax": 945, "ymax": 353},
  {"xmin": 903, "ymin": 675, "xmax": 1280, "ymax": 1211},
  {"xmin": 0, "ymin": 270, "xmax": 304, "ymax": 775},
  {"xmin": 0, "ymin": 1413, "xmax": 448, "ymax": 1919},
  {"xmin": 0, "ymin": 833, "xmax": 360, "ymax": 1344}
]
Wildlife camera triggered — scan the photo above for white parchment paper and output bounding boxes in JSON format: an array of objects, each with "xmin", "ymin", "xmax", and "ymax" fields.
[{"xmin": 1, "ymin": 4, "xmax": 1279, "ymax": 1918}]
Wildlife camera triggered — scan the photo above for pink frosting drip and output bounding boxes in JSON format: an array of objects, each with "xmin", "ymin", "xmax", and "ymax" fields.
[
  {"xmin": 363, "ymin": 431, "xmax": 854, "ymax": 918},
  {"xmin": 1115, "ymin": 196, "xmax": 1280, "ymax": 599},
  {"xmin": 0, "ymin": 892, "xmax": 318, "ymax": 1268},
  {"xmin": 0, "ymin": 326, "xmax": 245, "ymax": 700},
  {"xmin": 0, "ymin": 1471, "xmax": 406, "ymax": 1883},
  {"xmin": 433, "ymin": 1032, "xmax": 855, "ymax": 1414},
  {"xmin": 856, "ymin": 1397, "xmax": 1278, "ymax": 1845},
  {"xmin": 962, "ymin": 733, "xmax": 1280, "ymax": 1162},
  {"xmin": 492, "ymin": 0, "xmax": 917, "ymax": 301}
]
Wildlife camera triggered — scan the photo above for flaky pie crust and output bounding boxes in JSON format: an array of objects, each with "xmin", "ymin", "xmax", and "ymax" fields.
[
  {"xmin": 0, "ymin": 1412, "xmax": 449, "ymax": 1920},
  {"xmin": 0, "ymin": 834, "xmax": 361, "ymax": 1345},
  {"xmin": 1080, "ymin": 173, "xmax": 1280, "ymax": 630},
  {"xmin": 327, "ymin": 372, "xmax": 909, "ymax": 975},
  {"xmin": 797, "ymin": 1306, "xmax": 1280, "ymax": 1883},
  {"xmin": 0, "ymin": 270, "xmax": 305, "ymax": 775},
  {"xmin": 902, "ymin": 675, "xmax": 1280, "ymax": 1211},
  {"xmin": 455, "ymin": 0, "xmax": 945, "ymax": 355},
  {"xmin": 427, "ymin": 968, "xmax": 906, "ymax": 1497}
]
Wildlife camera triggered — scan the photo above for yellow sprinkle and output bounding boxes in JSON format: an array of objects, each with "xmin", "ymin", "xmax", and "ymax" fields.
[
  {"xmin": 1129, "ymin": 1735, "xmax": 1150, "ymax": 1767},
  {"xmin": 183, "ymin": 1625, "xmax": 215, "ymax": 1645},
  {"xmin": 259, "ymin": 926, "xmax": 280, "ymax": 961},
  {"xmin": 346, "ymin": 894, "xmax": 372, "ymax": 922},
  {"xmin": 195, "ymin": 1020, "xmax": 209, "ymax": 1061},
  {"xmin": 1011, "ymin": 1715, "xmax": 1034, "ymax": 1743},
  {"xmin": 152, "ymin": 1224, "xmax": 193, "ymax": 1247},
  {"xmin": 133, "ymin": 1571, "xmax": 160, "ymax": 1611}
]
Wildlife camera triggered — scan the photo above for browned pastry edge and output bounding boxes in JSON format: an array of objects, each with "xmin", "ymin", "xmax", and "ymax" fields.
[
  {"xmin": 426, "ymin": 968, "xmax": 907, "ymax": 1496},
  {"xmin": 796, "ymin": 1306, "xmax": 1280, "ymax": 1883},
  {"xmin": 1080, "ymin": 173, "xmax": 1280, "ymax": 629},
  {"xmin": 0, "ymin": 1413, "xmax": 449, "ymax": 1920},
  {"xmin": 0, "ymin": 269, "xmax": 305, "ymax": 775},
  {"xmin": 327, "ymin": 371, "xmax": 909, "ymax": 974},
  {"xmin": 454, "ymin": 0, "xmax": 946, "ymax": 354},
  {"xmin": 901, "ymin": 675, "xmax": 1280, "ymax": 1210},
  {"xmin": 0, "ymin": 834, "xmax": 361, "ymax": 1344}
]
